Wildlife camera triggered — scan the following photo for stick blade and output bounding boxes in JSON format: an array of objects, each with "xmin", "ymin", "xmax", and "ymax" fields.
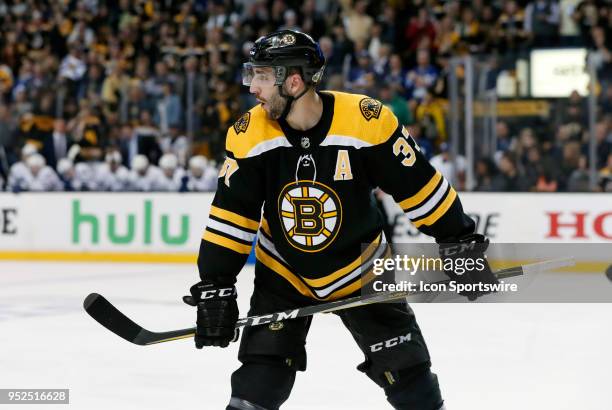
[{"xmin": 83, "ymin": 293, "xmax": 147, "ymax": 345}]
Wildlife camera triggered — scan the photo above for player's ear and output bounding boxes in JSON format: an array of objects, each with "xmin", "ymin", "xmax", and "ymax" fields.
[{"xmin": 287, "ymin": 72, "xmax": 304, "ymax": 95}]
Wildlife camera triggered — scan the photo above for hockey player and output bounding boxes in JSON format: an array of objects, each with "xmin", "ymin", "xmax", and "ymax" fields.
[
  {"xmin": 7, "ymin": 143, "xmax": 38, "ymax": 192},
  {"xmin": 183, "ymin": 155, "xmax": 218, "ymax": 192},
  {"xmin": 185, "ymin": 30, "xmax": 497, "ymax": 410},
  {"xmin": 127, "ymin": 154, "xmax": 162, "ymax": 192},
  {"xmin": 9, "ymin": 153, "xmax": 63, "ymax": 191},
  {"xmin": 95, "ymin": 150, "xmax": 130, "ymax": 192},
  {"xmin": 152, "ymin": 153, "xmax": 184, "ymax": 191}
]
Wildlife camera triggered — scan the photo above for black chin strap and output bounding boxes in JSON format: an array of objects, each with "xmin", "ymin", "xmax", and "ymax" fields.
[{"xmin": 278, "ymin": 85, "xmax": 310, "ymax": 120}]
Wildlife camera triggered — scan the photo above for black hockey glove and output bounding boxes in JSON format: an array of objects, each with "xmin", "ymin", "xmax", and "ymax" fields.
[
  {"xmin": 183, "ymin": 281, "xmax": 239, "ymax": 348},
  {"xmin": 438, "ymin": 233, "xmax": 499, "ymax": 301}
]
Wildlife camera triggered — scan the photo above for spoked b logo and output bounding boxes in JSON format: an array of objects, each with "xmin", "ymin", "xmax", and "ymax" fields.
[{"xmin": 277, "ymin": 181, "xmax": 342, "ymax": 253}]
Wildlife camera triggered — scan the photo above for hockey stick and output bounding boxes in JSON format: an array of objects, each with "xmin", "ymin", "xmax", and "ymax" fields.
[{"xmin": 83, "ymin": 257, "xmax": 574, "ymax": 346}]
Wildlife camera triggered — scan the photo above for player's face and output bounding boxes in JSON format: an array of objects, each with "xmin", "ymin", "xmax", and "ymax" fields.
[{"xmin": 248, "ymin": 67, "xmax": 288, "ymax": 120}]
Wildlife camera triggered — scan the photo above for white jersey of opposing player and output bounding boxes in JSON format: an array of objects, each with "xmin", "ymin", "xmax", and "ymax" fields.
[
  {"xmin": 151, "ymin": 167, "xmax": 186, "ymax": 192},
  {"xmin": 9, "ymin": 163, "xmax": 63, "ymax": 191},
  {"xmin": 127, "ymin": 165, "xmax": 164, "ymax": 192},
  {"xmin": 73, "ymin": 162, "xmax": 101, "ymax": 191},
  {"xmin": 185, "ymin": 166, "xmax": 218, "ymax": 192},
  {"xmin": 95, "ymin": 163, "xmax": 130, "ymax": 191},
  {"xmin": 7, "ymin": 161, "xmax": 29, "ymax": 191}
]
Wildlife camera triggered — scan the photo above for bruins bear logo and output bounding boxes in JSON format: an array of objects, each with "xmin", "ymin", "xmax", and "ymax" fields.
[
  {"xmin": 278, "ymin": 180, "xmax": 342, "ymax": 253},
  {"xmin": 359, "ymin": 98, "xmax": 382, "ymax": 121},
  {"xmin": 233, "ymin": 112, "xmax": 251, "ymax": 134}
]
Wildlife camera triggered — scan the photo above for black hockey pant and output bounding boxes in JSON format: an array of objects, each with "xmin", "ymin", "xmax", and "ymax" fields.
[{"xmin": 226, "ymin": 286, "xmax": 443, "ymax": 410}]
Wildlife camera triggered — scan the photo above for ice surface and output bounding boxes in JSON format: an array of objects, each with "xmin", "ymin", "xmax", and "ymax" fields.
[{"xmin": 0, "ymin": 262, "xmax": 610, "ymax": 409}]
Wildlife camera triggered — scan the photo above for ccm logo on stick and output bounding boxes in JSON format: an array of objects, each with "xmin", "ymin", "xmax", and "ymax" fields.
[{"xmin": 370, "ymin": 333, "xmax": 412, "ymax": 352}]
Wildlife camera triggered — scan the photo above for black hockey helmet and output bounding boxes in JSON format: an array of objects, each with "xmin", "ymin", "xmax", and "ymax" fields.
[{"xmin": 243, "ymin": 30, "xmax": 326, "ymax": 87}]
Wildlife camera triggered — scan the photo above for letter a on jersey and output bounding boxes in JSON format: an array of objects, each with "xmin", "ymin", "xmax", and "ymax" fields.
[
  {"xmin": 334, "ymin": 150, "xmax": 353, "ymax": 181},
  {"xmin": 278, "ymin": 181, "xmax": 342, "ymax": 252}
]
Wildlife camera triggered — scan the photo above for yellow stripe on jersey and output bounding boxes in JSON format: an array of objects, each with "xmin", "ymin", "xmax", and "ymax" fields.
[
  {"xmin": 255, "ymin": 244, "xmax": 317, "ymax": 299},
  {"xmin": 256, "ymin": 241, "xmax": 383, "ymax": 301},
  {"xmin": 260, "ymin": 217, "xmax": 272, "ymax": 236},
  {"xmin": 412, "ymin": 188, "xmax": 457, "ymax": 228},
  {"xmin": 301, "ymin": 233, "xmax": 381, "ymax": 288},
  {"xmin": 209, "ymin": 206, "xmax": 260, "ymax": 231},
  {"xmin": 203, "ymin": 230, "xmax": 253, "ymax": 254},
  {"xmin": 398, "ymin": 171, "xmax": 442, "ymax": 211}
]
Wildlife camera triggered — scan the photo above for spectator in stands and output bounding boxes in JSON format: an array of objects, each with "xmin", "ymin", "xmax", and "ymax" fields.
[
  {"xmin": 404, "ymin": 8, "xmax": 436, "ymax": 53},
  {"xmin": 559, "ymin": 0, "xmax": 582, "ymax": 46},
  {"xmin": 559, "ymin": 141, "xmax": 582, "ymax": 190},
  {"xmin": 599, "ymin": 153, "xmax": 612, "ymax": 191},
  {"xmin": 524, "ymin": 0, "xmax": 561, "ymax": 47},
  {"xmin": 497, "ymin": 152, "xmax": 530, "ymax": 191},
  {"xmin": 430, "ymin": 143, "xmax": 466, "ymax": 189},
  {"xmin": 567, "ymin": 155, "xmax": 592, "ymax": 191},
  {"xmin": 407, "ymin": 123, "xmax": 433, "ymax": 159},
  {"xmin": 51, "ymin": 119, "xmax": 69, "ymax": 165},
  {"xmin": 415, "ymin": 91, "xmax": 446, "ymax": 141},
  {"xmin": 79, "ymin": 63, "xmax": 105, "ymax": 101},
  {"xmin": 475, "ymin": 158, "xmax": 504, "ymax": 191},
  {"xmin": 179, "ymin": 56, "xmax": 209, "ymax": 136},
  {"xmin": 554, "ymin": 90, "xmax": 587, "ymax": 138},
  {"xmin": 385, "ymin": 53, "xmax": 407, "ymax": 96},
  {"xmin": 379, "ymin": 83, "xmax": 412, "ymax": 127},
  {"xmin": 496, "ymin": 0, "xmax": 528, "ymax": 61},
  {"xmin": 341, "ymin": 0, "xmax": 374, "ymax": 44},
  {"xmin": 101, "ymin": 61, "xmax": 130, "ymax": 114},
  {"xmin": 435, "ymin": 14, "xmax": 459, "ymax": 56},
  {"xmin": 347, "ymin": 50, "xmax": 376, "ymax": 94},
  {"xmin": 456, "ymin": 6, "xmax": 482, "ymax": 53},
  {"xmin": 405, "ymin": 48, "xmax": 439, "ymax": 101},
  {"xmin": 154, "ymin": 82, "xmax": 183, "ymax": 135},
  {"xmin": 66, "ymin": 104, "xmax": 104, "ymax": 162},
  {"xmin": 594, "ymin": 120, "xmax": 611, "ymax": 169},
  {"xmin": 300, "ymin": 0, "xmax": 327, "ymax": 41},
  {"xmin": 573, "ymin": 0, "xmax": 600, "ymax": 45},
  {"xmin": 0, "ymin": 104, "xmax": 17, "ymax": 165},
  {"xmin": 589, "ymin": 25, "xmax": 612, "ymax": 86}
]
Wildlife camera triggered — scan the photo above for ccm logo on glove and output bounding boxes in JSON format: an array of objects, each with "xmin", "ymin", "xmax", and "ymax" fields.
[{"xmin": 199, "ymin": 287, "xmax": 235, "ymax": 299}]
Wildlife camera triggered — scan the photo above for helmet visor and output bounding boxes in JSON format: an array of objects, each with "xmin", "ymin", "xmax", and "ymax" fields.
[{"xmin": 242, "ymin": 63, "xmax": 286, "ymax": 87}]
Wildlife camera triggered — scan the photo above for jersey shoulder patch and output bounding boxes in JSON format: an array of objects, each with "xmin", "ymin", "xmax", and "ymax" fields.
[
  {"xmin": 324, "ymin": 91, "xmax": 398, "ymax": 147},
  {"xmin": 226, "ymin": 105, "xmax": 286, "ymax": 159},
  {"xmin": 359, "ymin": 97, "xmax": 382, "ymax": 121},
  {"xmin": 233, "ymin": 112, "xmax": 251, "ymax": 134}
]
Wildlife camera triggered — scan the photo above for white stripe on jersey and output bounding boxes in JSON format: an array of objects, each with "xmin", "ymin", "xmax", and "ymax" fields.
[
  {"xmin": 320, "ymin": 135, "xmax": 373, "ymax": 149},
  {"xmin": 313, "ymin": 237, "xmax": 388, "ymax": 298},
  {"xmin": 246, "ymin": 137, "xmax": 292, "ymax": 158},
  {"xmin": 207, "ymin": 219, "xmax": 256, "ymax": 242},
  {"xmin": 405, "ymin": 178, "xmax": 450, "ymax": 220}
]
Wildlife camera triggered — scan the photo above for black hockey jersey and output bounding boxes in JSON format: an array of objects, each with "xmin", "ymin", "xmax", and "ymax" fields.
[{"xmin": 197, "ymin": 91, "xmax": 475, "ymax": 301}]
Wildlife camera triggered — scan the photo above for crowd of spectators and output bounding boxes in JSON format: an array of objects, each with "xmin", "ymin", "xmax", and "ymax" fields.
[{"xmin": 0, "ymin": 0, "xmax": 610, "ymax": 192}]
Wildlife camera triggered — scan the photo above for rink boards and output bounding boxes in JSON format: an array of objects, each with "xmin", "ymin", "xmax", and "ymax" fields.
[{"xmin": 0, "ymin": 192, "xmax": 610, "ymax": 264}]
